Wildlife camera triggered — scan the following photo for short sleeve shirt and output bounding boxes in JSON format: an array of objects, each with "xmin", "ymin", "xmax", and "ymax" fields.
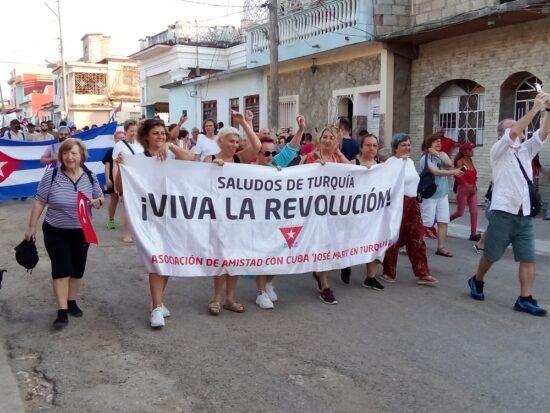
[
  {"xmin": 35, "ymin": 168, "xmax": 103, "ymax": 229},
  {"xmin": 191, "ymin": 134, "xmax": 220, "ymax": 161},
  {"xmin": 419, "ymin": 154, "xmax": 449, "ymax": 199},
  {"xmin": 112, "ymin": 140, "xmax": 144, "ymax": 159}
]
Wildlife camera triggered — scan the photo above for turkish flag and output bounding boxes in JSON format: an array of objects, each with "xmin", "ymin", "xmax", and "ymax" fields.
[{"xmin": 77, "ymin": 192, "xmax": 98, "ymax": 244}]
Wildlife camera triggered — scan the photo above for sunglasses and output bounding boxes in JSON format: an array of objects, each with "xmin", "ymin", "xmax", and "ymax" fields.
[{"xmin": 262, "ymin": 151, "xmax": 278, "ymax": 157}]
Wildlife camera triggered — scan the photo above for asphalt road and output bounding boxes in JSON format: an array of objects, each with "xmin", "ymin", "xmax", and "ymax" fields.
[{"xmin": 1, "ymin": 199, "xmax": 549, "ymax": 413}]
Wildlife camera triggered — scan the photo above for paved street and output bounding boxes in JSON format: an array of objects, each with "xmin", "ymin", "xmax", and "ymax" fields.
[{"xmin": 1, "ymin": 198, "xmax": 549, "ymax": 413}]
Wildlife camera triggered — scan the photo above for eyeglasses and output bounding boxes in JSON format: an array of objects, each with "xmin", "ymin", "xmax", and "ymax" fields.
[{"xmin": 262, "ymin": 151, "xmax": 278, "ymax": 157}]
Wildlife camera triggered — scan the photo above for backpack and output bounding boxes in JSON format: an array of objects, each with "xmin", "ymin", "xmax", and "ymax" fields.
[{"xmin": 417, "ymin": 155, "xmax": 437, "ymax": 200}]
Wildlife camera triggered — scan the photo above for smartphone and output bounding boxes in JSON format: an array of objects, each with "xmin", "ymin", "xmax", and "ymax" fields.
[{"xmin": 182, "ymin": 109, "xmax": 187, "ymax": 117}]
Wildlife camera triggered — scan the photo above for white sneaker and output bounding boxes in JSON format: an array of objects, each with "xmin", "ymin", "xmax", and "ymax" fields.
[
  {"xmin": 265, "ymin": 282, "xmax": 278, "ymax": 302},
  {"xmin": 150, "ymin": 307, "xmax": 165, "ymax": 328},
  {"xmin": 161, "ymin": 304, "xmax": 171, "ymax": 318},
  {"xmin": 256, "ymin": 292, "xmax": 274, "ymax": 309}
]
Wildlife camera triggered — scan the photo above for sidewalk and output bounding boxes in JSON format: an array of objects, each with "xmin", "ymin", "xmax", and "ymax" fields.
[
  {"xmin": 447, "ymin": 204, "xmax": 550, "ymax": 257},
  {"xmin": 0, "ymin": 321, "xmax": 25, "ymax": 413}
]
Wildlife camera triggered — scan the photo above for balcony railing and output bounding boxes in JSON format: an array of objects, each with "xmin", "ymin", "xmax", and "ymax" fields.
[
  {"xmin": 249, "ymin": 0, "xmax": 359, "ymax": 54},
  {"xmin": 139, "ymin": 22, "xmax": 244, "ymax": 50}
]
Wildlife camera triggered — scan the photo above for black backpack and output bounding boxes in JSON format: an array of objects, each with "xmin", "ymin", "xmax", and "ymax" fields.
[{"xmin": 417, "ymin": 155, "xmax": 437, "ymax": 200}]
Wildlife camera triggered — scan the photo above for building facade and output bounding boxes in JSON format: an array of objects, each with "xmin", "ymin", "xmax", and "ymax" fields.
[
  {"xmin": 51, "ymin": 34, "xmax": 140, "ymax": 127},
  {"xmin": 7, "ymin": 66, "xmax": 53, "ymax": 122},
  {"xmin": 378, "ymin": 0, "xmax": 550, "ymax": 200}
]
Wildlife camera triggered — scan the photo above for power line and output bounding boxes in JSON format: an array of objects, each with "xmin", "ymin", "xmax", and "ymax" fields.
[{"xmin": 180, "ymin": 0, "xmax": 252, "ymax": 7}]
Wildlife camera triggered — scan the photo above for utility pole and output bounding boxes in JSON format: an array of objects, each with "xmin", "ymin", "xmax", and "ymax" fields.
[
  {"xmin": 45, "ymin": 0, "xmax": 69, "ymax": 120},
  {"xmin": 268, "ymin": 0, "xmax": 279, "ymax": 134},
  {"xmin": 57, "ymin": 0, "xmax": 69, "ymax": 119}
]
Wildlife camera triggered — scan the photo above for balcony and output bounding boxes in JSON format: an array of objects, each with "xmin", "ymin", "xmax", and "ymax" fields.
[
  {"xmin": 139, "ymin": 21, "xmax": 244, "ymax": 50},
  {"xmin": 246, "ymin": 0, "xmax": 374, "ymax": 67}
]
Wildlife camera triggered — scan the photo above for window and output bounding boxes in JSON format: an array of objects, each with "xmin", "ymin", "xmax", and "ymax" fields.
[
  {"xmin": 279, "ymin": 95, "xmax": 299, "ymax": 133},
  {"xmin": 244, "ymin": 95, "xmax": 260, "ymax": 132},
  {"xmin": 229, "ymin": 98, "xmax": 239, "ymax": 128},
  {"xmin": 515, "ymin": 76, "xmax": 542, "ymax": 139},
  {"xmin": 202, "ymin": 100, "xmax": 217, "ymax": 123},
  {"xmin": 122, "ymin": 66, "xmax": 138, "ymax": 87},
  {"xmin": 74, "ymin": 72, "xmax": 107, "ymax": 95},
  {"xmin": 438, "ymin": 84, "xmax": 485, "ymax": 145}
]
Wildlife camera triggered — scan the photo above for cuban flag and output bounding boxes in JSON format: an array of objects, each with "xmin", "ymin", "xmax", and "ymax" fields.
[{"xmin": 0, "ymin": 122, "xmax": 116, "ymax": 201}]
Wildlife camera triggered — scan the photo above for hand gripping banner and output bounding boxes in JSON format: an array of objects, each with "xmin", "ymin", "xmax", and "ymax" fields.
[{"xmin": 120, "ymin": 157, "xmax": 406, "ymax": 276}]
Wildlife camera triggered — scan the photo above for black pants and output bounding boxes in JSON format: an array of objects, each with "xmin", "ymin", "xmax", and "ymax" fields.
[{"xmin": 43, "ymin": 221, "xmax": 89, "ymax": 280}]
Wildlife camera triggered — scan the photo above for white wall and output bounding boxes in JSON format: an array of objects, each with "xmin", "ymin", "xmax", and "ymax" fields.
[{"xmin": 168, "ymin": 69, "xmax": 265, "ymax": 129}]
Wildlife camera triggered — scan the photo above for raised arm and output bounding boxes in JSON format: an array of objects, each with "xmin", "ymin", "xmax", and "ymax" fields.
[
  {"xmin": 539, "ymin": 94, "xmax": 550, "ymax": 142},
  {"xmin": 288, "ymin": 115, "xmax": 305, "ymax": 148},
  {"xmin": 511, "ymin": 93, "xmax": 548, "ymax": 139},
  {"xmin": 169, "ymin": 143, "xmax": 194, "ymax": 161},
  {"xmin": 235, "ymin": 110, "xmax": 262, "ymax": 163}
]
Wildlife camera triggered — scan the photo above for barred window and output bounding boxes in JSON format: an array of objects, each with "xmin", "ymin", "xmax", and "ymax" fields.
[
  {"xmin": 279, "ymin": 95, "xmax": 299, "ymax": 134},
  {"xmin": 123, "ymin": 66, "xmax": 138, "ymax": 87},
  {"xmin": 74, "ymin": 72, "xmax": 107, "ymax": 95},
  {"xmin": 229, "ymin": 98, "xmax": 239, "ymax": 128}
]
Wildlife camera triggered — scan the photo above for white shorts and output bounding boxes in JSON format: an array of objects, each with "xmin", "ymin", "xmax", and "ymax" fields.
[{"xmin": 421, "ymin": 195, "xmax": 450, "ymax": 226}]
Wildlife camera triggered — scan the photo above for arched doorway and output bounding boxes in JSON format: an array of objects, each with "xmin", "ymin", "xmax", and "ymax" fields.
[{"xmin": 338, "ymin": 96, "xmax": 353, "ymax": 122}]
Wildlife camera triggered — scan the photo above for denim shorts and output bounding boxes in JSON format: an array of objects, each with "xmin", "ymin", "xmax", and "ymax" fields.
[{"xmin": 484, "ymin": 210, "xmax": 535, "ymax": 263}]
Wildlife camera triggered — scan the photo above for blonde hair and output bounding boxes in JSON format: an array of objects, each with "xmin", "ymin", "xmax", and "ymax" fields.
[
  {"xmin": 217, "ymin": 126, "xmax": 240, "ymax": 141},
  {"xmin": 58, "ymin": 138, "xmax": 88, "ymax": 167},
  {"xmin": 316, "ymin": 126, "xmax": 339, "ymax": 143}
]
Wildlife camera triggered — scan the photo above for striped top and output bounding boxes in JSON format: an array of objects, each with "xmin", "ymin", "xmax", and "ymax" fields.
[{"xmin": 35, "ymin": 167, "xmax": 103, "ymax": 229}]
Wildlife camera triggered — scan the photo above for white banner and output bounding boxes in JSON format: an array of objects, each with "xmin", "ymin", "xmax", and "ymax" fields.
[{"xmin": 120, "ymin": 157, "xmax": 406, "ymax": 276}]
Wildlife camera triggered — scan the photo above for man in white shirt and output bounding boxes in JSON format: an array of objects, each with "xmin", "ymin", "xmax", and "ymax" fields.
[
  {"xmin": 33, "ymin": 121, "xmax": 55, "ymax": 141},
  {"xmin": 2, "ymin": 119, "xmax": 28, "ymax": 140},
  {"xmin": 469, "ymin": 92, "xmax": 550, "ymax": 316}
]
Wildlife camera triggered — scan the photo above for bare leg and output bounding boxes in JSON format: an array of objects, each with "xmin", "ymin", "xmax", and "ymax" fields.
[
  {"xmin": 68, "ymin": 278, "xmax": 81, "ymax": 301},
  {"xmin": 211, "ymin": 275, "xmax": 225, "ymax": 303},
  {"xmin": 475, "ymin": 256, "xmax": 493, "ymax": 281},
  {"xmin": 317, "ymin": 271, "xmax": 329, "ymax": 290},
  {"xmin": 476, "ymin": 232, "xmax": 487, "ymax": 250},
  {"xmin": 121, "ymin": 204, "xmax": 133, "ymax": 242},
  {"xmin": 225, "ymin": 276, "xmax": 239, "ymax": 303},
  {"xmin": 53, "ymin": 278, "xmax": 70, "ymax": 309},
  {"xmin": 366, "ymin": 261, "xmax": 378, "ymax": 278},
  {"xmin": 266, "ymin": 275, "xmax": 274, "ymax": 283},
  {"xmin": 108, "ymin": 192, "xmax": 119, "ymax": 221},
  {"xmin": 437, "ymin": 222, "xmax": 448, "ymax": 251},
  {"xmin": 256, "ymin": 275, "xmax": 268, "ymax": 293},
  {"xmin": 149, "ymin": 273, "xmax": 167, "ymax": 308},
  {"xmin": 518, "ymin": 262, "xmax": 535, "ymax": 297}
]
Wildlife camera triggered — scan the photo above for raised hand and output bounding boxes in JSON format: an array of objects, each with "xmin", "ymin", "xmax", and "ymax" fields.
[
  {"xmin": 232, "ymin": 110, "xmax": 245, "ymax": 125},
  {"xmin": 296, "ymin": 115, "xmax": 306, "ymax": 131}
]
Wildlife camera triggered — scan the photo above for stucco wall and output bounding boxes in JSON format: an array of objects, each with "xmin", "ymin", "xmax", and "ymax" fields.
[{"xmin": 278, "ymin": 54, "xmax": 381, "ymax": 134}]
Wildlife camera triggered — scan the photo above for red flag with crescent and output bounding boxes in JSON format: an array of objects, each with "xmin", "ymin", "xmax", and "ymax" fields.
[{"xmin": 77, "ymin": 191, "xmax": 98, "ymax": 244}]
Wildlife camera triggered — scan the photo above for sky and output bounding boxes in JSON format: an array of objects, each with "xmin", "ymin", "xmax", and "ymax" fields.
[{"xmin": 1, "ymin": 0, "xmax": 247, "ymax": 100}]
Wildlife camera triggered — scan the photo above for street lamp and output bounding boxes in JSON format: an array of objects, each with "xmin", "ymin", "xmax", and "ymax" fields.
[{"xmin": 44, "ymin": 0, "xmax": 68, "ymax": 120}]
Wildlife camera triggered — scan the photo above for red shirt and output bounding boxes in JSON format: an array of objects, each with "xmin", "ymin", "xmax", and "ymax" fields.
[{"xmin": 300, "ymin": 142, "xmax": 315, "ymax": 156}]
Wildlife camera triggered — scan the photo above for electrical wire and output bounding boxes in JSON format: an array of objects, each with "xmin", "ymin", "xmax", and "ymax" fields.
[{"xmin": 180, "ymin": 0, "xmax": 251, "ymax": 8}]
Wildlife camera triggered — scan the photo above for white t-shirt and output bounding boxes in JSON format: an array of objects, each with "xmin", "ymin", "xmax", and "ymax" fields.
[
  {"xmin": 386, "ymin": 157, "xmax": 419, "ymax": 197},
  {"xmin": 32, "ymin": 132, "xmax": 55, "ymax": 141},
  {"xmin": 112, "ymin": 140, "xmax": 144, "ymax": 159},
  {"xmin": 191, "ymin": 134, "xmax": 219, "ymax": 161}
]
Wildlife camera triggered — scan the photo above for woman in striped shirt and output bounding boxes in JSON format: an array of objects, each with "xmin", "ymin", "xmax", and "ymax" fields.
[{"xmin": 25, "ymin": 138, "xmax": 104, "ymax": 330}]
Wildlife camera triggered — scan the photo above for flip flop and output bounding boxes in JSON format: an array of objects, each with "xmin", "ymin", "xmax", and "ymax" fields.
[
  {"xmin": 208, "ymin": 301, "xmax": 221, "ymax": 316},
  {"xmin": 416, "ymin": 276, "xmax": 439, "ymax": 286},
  {"xmin": 435, "ymin": 248, "xmax": 453, "ymax": 258},
  {"xmin": 223, "ymin": 301, "xmax": 245, "ymax": 313}
]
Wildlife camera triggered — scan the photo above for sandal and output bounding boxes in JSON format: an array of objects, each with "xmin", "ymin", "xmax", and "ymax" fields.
[
  {"xmin": 223, "ymin": 301, "xmax": 245, "ymax": 313},
  {"xmin": 208, "ymin": 301, "xmax": 221, "ymax": 316},
  {"xmin": 416, "ymin": 276, "xmax": 439, "ymax": 286},
  {"xmin": 435, "ymin": 248, "xmax": 453, "ymax": 258}
]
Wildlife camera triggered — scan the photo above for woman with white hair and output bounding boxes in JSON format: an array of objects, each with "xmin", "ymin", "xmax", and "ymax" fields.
[
  {"xmin": 207, "ymin": 111, "xmax": 262, "ymax": 315},
  {"xmin": 380, "ymin": 133, "xmax": 438, "ymax": 286}
]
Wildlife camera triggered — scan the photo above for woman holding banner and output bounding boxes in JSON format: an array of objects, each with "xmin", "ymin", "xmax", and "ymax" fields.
[
  {"xmin": 208, "ymin": 111, "xmax": 262, "ymax": 315},
  {"xmin": 253, "ymin": 115, "xmax": 305, "ymax": 309},
  {"xmin": 302, "ymin": 125, "xmax": 350, "ymax": 304},
  {"xmin": 381, "ymin": 133, "xmax": 438, "ymax": 286},
  {"xmin": 24, "ymin": 138, "xmax": 104, "ymax": 330},
  {"xmin": 116, "ymin": 118, "xmax": 194, "ymax": 328}
]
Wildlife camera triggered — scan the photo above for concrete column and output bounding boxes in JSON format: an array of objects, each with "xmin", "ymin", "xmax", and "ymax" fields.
[{"xmin": 380, "ymin": 49, "xmax": 394, "ymax": 147}]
